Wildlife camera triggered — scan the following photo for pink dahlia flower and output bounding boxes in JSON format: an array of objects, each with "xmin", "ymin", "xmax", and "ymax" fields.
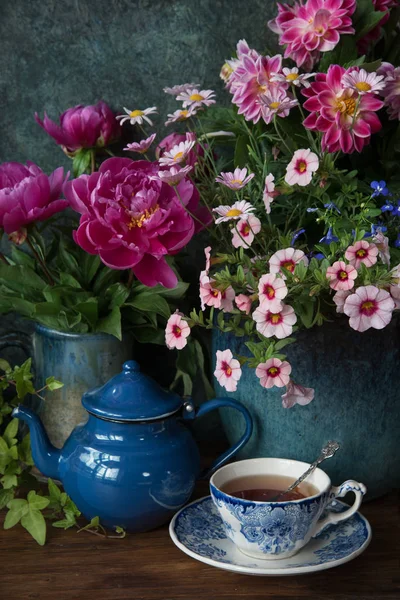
[
  {"xmin": 231, "ymin": 215, "xmax": 261, "ymax": 248},
  {"xmin": 380, "ymin": 65, "xmax": 400, "ymax": 121},
  {"xmin": 165, "ymin": 312, "xmax": 191, "ymax": 350},
  {"xmin": 303, "ymin": 65, "xmax": 384, "ymax": 153},
  {"xmin": 269, "ymin": 247, "xmax": 309, "ymax": 278},
  {"xmin": 0, "ymin": 162, "xmax": 68, "ymax": 234},
  {"xmin": 268, "ymin": 0, "xmax": 356, "ymax": 69},
  {"xmin": 235, "ymin": 293, "xmax": 252, "ymax": 315},
  {"xmin": 345, "ymin": 240, "xmax": 378, "ymax": 269},
  {"xmin": 281, "ymin": 380, "xmax": 315, "ymax": 408},
  {"xmin": 253, "ymin": 303, "xmax": 297, "ymax": 339},
  {"xmin": 343, "ymin": 285, "xmax": 395, "ymax": 332},
  {"xmin": 285, "ymin": 148, "xmax": 319, "ymax": 186},
  {"xmin": 156, "ymin": 133, "xmax": 203, "ymax": 168},
  {"xmin": 258, "ymin": 273, "xmax": 288, "ymax": 312},
  {"xmin": 64, "ymin": 157, "xmax": 200, "ymax": 288},
  {"xmin": 223, "ymin": 39, "xmax": 262, "ymax": 93},
  {"xmin": 35, "ymin": 101, "xmax": 119, "ymax": 153},
  {"xmin": 326, "ymin": 260, "xmax": 357, "ymax": 290},
  {"xmin": 256, "ymin": 357, "xmax": 292, "ymax": 389},
  {"xmin": 214, "ymin": 349, "xmax": 242, "ymax": 392}
]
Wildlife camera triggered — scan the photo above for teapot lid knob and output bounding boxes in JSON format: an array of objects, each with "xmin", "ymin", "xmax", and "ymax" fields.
[{"xmin": 123, "ymin": 360, "xmax": 140, "ymax": 373}]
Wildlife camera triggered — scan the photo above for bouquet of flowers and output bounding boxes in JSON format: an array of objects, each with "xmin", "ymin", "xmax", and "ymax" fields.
[{"xmin": 161, "ymin": 0, "xmax": 400, "ymax": 407}]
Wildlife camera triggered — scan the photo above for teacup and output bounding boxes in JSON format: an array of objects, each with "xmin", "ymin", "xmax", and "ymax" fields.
[{"xmin": 210, "ymin": 457, "xmax": 366, "ymax": 560}]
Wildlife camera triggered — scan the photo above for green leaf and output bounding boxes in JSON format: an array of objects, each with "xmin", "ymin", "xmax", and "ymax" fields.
[
  {"xmin": 127, "ymin": 293, "xmax": 171, "ymax": 320},
  {"xmin": 59, "ymin": 272, "xmax": 81, "ymax": 288},
  {"xmin": 76, "ymin": 299, "xmax": 99, "ymax": 328},
  {"xmin": 45, "ymin": 376, "xmax": 64, "ymax": 391},
  {"xmin": 115, "ymin": 525, "xmax": 126, "ymax": 537},
  {"xmin": 83, "ymin": 254, "xmax": 101, "ymax": 285},
  {"xmin": 234, "ymin": 135, "xmax": 249, "ymax": 168},
  {"xmin": 4, "ymin": 499, "xmax": 29, "ymax": 528},
  {"xmin": 47, "ymin": 478, "xmax": 61, "ymax": 503},
  {"xmin": 52, "ymin": 517, "xmax": 76, "ymax": 529},
  {"xmin": 354, "ymin": 0, "xmax": 386, "ymax": 41},
  {"xmin": 106, "ymin": 283, "xmax": 130, "ymax": 309},
  {"xmin": 131, "ymin": 326, "xmax": 164, "ymax": 345},
  {"xmin": 58, "ymin": 239, "xmax": 80, "ymax": 278},
  {"xmin": 96, "ymin": 306, "xmax": 122, "ymax": 340},
  {"xmin": 0, "ymin": 359, "xmax": 11, "ymax": 373},
  {"xmin": 78, "ymin": 515, "xmax": 100, "ymax": 532},
  {"xmin": 18, "ymin": 434, "xmax": 34, "ymax": 466},
  {"xmin": 3, "ymin": 418, "xmax": 19, "ymax": 446},
  {"xmin": 319, "ymin": 36, "xmax": 358, "ymax": 71},
  {"xmin": 0, "ymin": 488, "xmax": 14, "ymax": 510},
  {"xmin": 365, "ymin": 208, "xmax": 382, "ymax": 217},
  {"xmin": 72, "ymin": 148, "xmax": 92, "ymax": 178},
  {"xmin": 21, "ymin": 508, "xmax": 47, "ymax": 545},
  {"xmin": 0, "ymin": 264, "xmax": 47, "ymax": 291},
  {"xmin": 27, "ymin": 490, "xmax": 50, "ymax": 511},
  {"xmin": 148, "ymin": 281, "xmax": 189, "ymax": 300},
  {"xmin": 343, "ymin": 56, "xmax": 365, "ymax": 68},
  {"xmin": 10, "ymin": 246, "xmax": 35, "ymax": 268}
]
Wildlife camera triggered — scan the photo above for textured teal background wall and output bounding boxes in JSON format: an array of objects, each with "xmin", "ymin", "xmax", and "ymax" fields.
[{"xmin": 0, "ymin": 0, "xmax": 278, "ymax": 172}]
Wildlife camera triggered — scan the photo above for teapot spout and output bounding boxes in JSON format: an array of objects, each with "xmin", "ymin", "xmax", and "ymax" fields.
[{"xmin": 12, "ymin": 405, "xmax": 61, "ymax": 480}]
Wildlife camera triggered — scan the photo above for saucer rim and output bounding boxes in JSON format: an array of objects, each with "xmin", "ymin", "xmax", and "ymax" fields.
[{"xmin": 169, "ymin": 495, "xmax": 372, "ymax": 576}]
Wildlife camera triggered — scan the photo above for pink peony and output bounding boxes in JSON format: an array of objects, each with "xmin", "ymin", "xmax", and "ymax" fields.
[
  {"xmin": 231, "ymin": 215, "xmax": 261, "ymax": 248},
  {"xmin": 64, "ymin": 157, "xmax": 200, "ymax": 288},
  {"xmin": 326, "ymin": 260, "xmax": 357, "ymax": 291},
  {"xmin": 156, "ymin": 132, "xmax": 203, "ymax": 168},
  {"xmin": 269, "ymin": 0, "xmax": 356, "ymax": 69},
  {"xmin": 0, "ymin": 161, "xmax": 68, "ymax": 234},
  {"xmin": 235, "ymin": 294, "xmax": 252, "ymax": 315},
  {"xmin": 303, "ymin": 65, "xmax": 384, "ymax": 154},
  {"xmin": 281, "ymin": 380, "xmax": 315, "ymax": 408},
  {"xmin": 35, "ymin": 101, "xmax": 119, "ymax": 153},
  {"xmin": 256, "ymin": 357, "xmax": 292, "ymax": 389},
  {"xmin": 214, "ymin": 349, "xmax": 242, "ymax": 392},
  {"xmin": 343, "ymin": 285, "xmax": 395, "ymax": 332},
  {"xmin": 345, "ymin": 240, "xmax": 378, "ymax": 269},
  {"xmin": 269, "ymin": 247, "xmax": 309, "ymax": 278},
  {"xmin": 165, "ymin": 312, "xmax": 191, "ymax": 350},
  {"xmin": 285, "ymin": 148, "xmax": 319, "ymax": 186},
  {"xmin": 253, "ymin": 303, "xmax": 297, "ymax": 339}
]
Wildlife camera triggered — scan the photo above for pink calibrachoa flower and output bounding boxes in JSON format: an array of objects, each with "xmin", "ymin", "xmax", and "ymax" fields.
[
  {"xmin": 269, "ymin": 247, "xmax": 309, "ymax": 278},
  {"xmin": 165, "ymin": 107, "xmax": 197, "ymax": 126},
  {"xmin": 253, "ymin": 303, "xmax": 297, "ymax": 339},
  {"xmin": 303, "ymin": 65, "xmax": 384, "ymax": 154},
  {"xmin": 235, "ymin": 294, "xmax": 252, "ymax": 315},
  {"xmin": 271, "ymin": 67, "xmax": 315, "ymax": 88},
  {"xmin": 256, "ymin": 358, "xmax": 292, "ymax": 389},
  {"xmin": 204, "ymin": 246, "xmax": 212, "ymax": 273},
  {"xmin": 176, "ymin": 88, "xmax": 216, "ymax": 109},
  {"xmin": 64, "ymin": 157, "xmax": 200, "ymax": 288},
  {"xmin": 158, "ymin": 139, "xmax": 196, "ymax": 166},
  {"xmin": 157, "ymin": 165, "xmax": 193, "ymax": 186},
  {"xmin": 259, "ymin": 87, "xmax": 298, "ymax": 125},
  {"xmin": 345, "ymin": 240, "xmax": 379, "ymax": 269},
  {"xmin": 199, "ymin": 272, "xmax": 222, "ymax": 310},
  {"xmin": 231, "ymin": 215, "xmax": 261, "ymax": 248},
  {"xmin": 343, "ymin": 285, "xmax": 395, "ymax": 332},
  {"xmin": 0, "ymin": 162, "xmax": 68, "ymax": 234},
  {"xmin": 213, "ymin": 200, "xmax": 255, "ymax": 224},
  {"xmin": 380, "ymin": 65, "xmax": 400, "ymax": 121},
  {"xmin": 258, "ymin": 273, "xmax": 288, "ymax": 312},
  {"xmin": 35, "ymin": 101, "xmax": 120, "ymax": 153},
  {"xmin": 285, "ymin": 148, "xmax": 319, "ymax": 186},
  {"xmin": 268, "ymin": 0, "xmax": 356, "ymax": 69},
  {"xmin": 263, "ymin": 173, "xmax": 279, "ymax": 214},
  {"xmin": 215, "ymin": 167, "xmax": 254, "ymax": 190},
  {"xmin": 214, "ymin": 349, "xmax": 242, "ymax": 392},
  {"xmin": 341, "ymin": 69, "xmax": 385, "ymax": 96},
  {"xmin": 123, "ymin": 133, "xmax": 156, "ymax": 154},
  {"xmin": 116, "ymin": 106, "xmax": 158, "ymax": 126},
  {"xmin": 372, "ymin": 231, "xmax": 391, "ymax": 266},
  {"xmin": 333, "ymin": 290, "xmax": 351, "ymax": 313},
  {"xmin": 165, "ymin": 312, "xmax": 191, "ymax": 350},
  {"xmin": 281, "ymin": 380, "xmax": 315, "ymax": 409},
  {"xmin": 390, "ymin": 284, "xmax": 400, "ymax": 310},
  {"xmin": 326, "ymin": 260, "xmax": 357, "ymax": 291},
  {"xmin": 163, "ymin": 83, "xmax": 201, "ymax": 95},
  {"xmin": 220, "ymin": 286, "xmax": 236, "ymax": 313}
]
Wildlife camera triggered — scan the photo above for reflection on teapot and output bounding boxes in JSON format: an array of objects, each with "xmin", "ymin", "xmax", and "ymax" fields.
[{"xmin": 13, "ymin": 360, "xmax": 253, "ymax": 532}]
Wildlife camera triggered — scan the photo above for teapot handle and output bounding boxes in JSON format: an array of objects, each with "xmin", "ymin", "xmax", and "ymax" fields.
[{"xmin": 187, "ymin": 398, "xmax": 253, "ymax": 479}]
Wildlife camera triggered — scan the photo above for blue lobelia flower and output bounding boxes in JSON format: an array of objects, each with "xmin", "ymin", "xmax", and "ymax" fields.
[
  {"xmin": 290, "ymin": 228, "xmax": 305, "ymax": 245},
  {"xmin": 370, "ymin": 222, "xmax": 388, "ymax": 235},
  {"xmin": 395, "ymin": 235, "xmax": 400, "ymax": 249},
  {"xmin": 307, "ymin": 207, "xmax": 318, "ymax": 213},
  {"xmin": 371, "ymin": 180, "xmax": 389, "ymax": 198},
  {"xmin": 319, "ymin": 226, "xmax": 339, "ymax": 244},
  {"xmin": 324, "ymin": 202, "xmax": 341, "ymax": 214},
  {"xmin": 381, "ymin": 203, "xmax": 394, "ymax": 213},
  {"xmin": 308, "ymin": 251, "xmax": 325, "ymax": 260}
]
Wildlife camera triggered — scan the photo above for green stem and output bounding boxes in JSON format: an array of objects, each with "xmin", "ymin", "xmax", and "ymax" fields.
[
  {"xmin": 0, "ymin": 251, "xmax": 8, "ymax": 265},
  {"xmin": 173, "ymin": 183, "xmax": 213, "ymax": 233},
  {"xmin": 25, "ymin": 236, "xmax": 54, "ymax": 286},
  {"xmin": 127, "ymin": 270, "xmax": 134, "ymax": 288},
  {"xmin": 273, "ymin": 116, "xmax": 292, "ymax": 155}
]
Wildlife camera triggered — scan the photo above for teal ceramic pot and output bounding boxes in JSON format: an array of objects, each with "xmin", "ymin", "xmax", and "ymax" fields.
[
  {"xmin": 212, "ymin": 316, "xmax": 400, "ymax": 499},
  {"xmin": 33, "ymin": 325, "xmax": 133, "ymax": 448}
]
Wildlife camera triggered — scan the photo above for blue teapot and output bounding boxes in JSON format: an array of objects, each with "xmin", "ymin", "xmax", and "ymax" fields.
[{"xmin": 13, "ymin": 360, "xmax": 252, "ymax": 532}]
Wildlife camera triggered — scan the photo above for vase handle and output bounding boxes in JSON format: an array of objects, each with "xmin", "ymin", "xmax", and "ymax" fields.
[
  {"xmin": 313, "ymin": 480, "xmax": 367, "ymax": 537},
  {"xmin": 188, "ymin": 397, "xmax": 253, "ymax": 480}
]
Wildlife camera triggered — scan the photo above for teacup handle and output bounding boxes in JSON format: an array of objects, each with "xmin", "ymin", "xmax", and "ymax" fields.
[
  {"xmin": 313, "ymin": 480, "xmax": 367, "ymax": 537},
  {"xmin": 184, "ymin": 397, "xmax": 253, "ymax": 479}
]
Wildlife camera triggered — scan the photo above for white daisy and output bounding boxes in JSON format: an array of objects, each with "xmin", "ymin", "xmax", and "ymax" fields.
[
  {"xmin": 116, "ymin": 106, "xmax": 158, "ymax": 126},
  {"xmin": 213, "ymin": 200, "xmax": 256, "ymax": 224},
  {"xmin": 176, "ymin": 88, "xmax": 216, "ymax": 109},
  {"xmin": 165, "ymin": 106, "xmax": 197, "ymax": 126},
  {"xmin": 271, "ymin": 67, "xmax": 315, "ymax": 88},
  {"xmin": 158, "ymin": 140, "xmax": 196, "ymax": 166},
  {"xmin": 163, "ymin": 83, "xmax": 201, "ymax": 95},
  {"xmin": 341, "ymin": 69, "xmax": 386, "ymax": 95}
]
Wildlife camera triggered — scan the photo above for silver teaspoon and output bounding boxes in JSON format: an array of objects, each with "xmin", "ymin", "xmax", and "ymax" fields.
[{"xmin": 270, "ymin": 441, "xmax": 340, "ymax": 502}]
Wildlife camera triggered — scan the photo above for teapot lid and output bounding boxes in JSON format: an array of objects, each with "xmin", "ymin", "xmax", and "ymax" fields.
[{"xmin": 82, "ymin": 360, "xmax": 183, "ymax": 422}]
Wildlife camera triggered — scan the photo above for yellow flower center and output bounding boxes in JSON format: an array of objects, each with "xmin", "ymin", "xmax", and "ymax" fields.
[
  {"xmin": 190, "ymin": 93, "xmax": 203, "ymax": 101},
  {"xmin": 339, "ymin": 270, "xmax": 348, "ymax": 280},
  {"xmin": 360, "ymin": 300, "xmax": 376, "ymax": 316},
  {"xmin": 286, "ymin": 73, "xmax": 299, "ymax": 82},
  {"xmin": 265, "ymin": 284, "xmax": 275, "ymax": 299},
  {"xmin": 356, "ymin": 248, "xmax": 367, "ymax": 258},
  {"xmin": 173, "ymin": 325, "xmax": 182, "ymax": 336},
  {"xmin": 226, "ymin": 208, "xmax": 243, "ymax": 217},
  {"xmin": 127, "ymin": 204, "xmax": 159, "ymax": 229},
  {"xmin": 282, "ymin": 260, "xmax": 295, "ymax": 272},
  {"xmin": 267, "ymin": 366, "xmax": 279, "ymax": 376},
  {"xmin": 298, "ymin": 160, "xmax": 307, "ymax": 173},
  {"xmin": 270, "ymin": 314, "xmax": 281, "ymax": 324},
  {"xmin": 355, "ymin": 81, "xmax": 371, "ymax": 92},
  {"xmin": 173, "ymin": 151, "xmax": 184, "ymax": 161},
  {"xmin": 225, "ymin": 366, "xmax": 232, "ymax": 376},
  {"xmin": 230, "ymin": 179, "xmax": 243, "ymax": 185},
  {"xmin": 269, "ymin": 101, "xmax": 281, "ymax": 109},
  {"xmin": 178, "ymin": 110, "xmax": 189, "ymax": 120},
  {"xmin": 242, "ymin": 224, "xmax": 251, "ymax": 235},
  {"xmin": 129, "ymin": 109, "xmax": 143, "ymax": 118},
  {"xmin": 337, "ymin": 97, "xmax": 357, "ymax": 116}
]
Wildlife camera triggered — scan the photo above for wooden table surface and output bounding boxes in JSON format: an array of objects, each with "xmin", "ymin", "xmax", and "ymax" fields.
[{"xmin": 0, "ymin": 480, "xmax": 399, "ymax": 600}]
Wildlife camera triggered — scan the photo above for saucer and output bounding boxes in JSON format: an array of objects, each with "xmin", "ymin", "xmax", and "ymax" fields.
[{"xmin": 169, "ymin": 496, "xmax": 371, "ymax": 576}]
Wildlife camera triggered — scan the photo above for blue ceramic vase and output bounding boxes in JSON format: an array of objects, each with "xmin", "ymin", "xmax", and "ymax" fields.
[
  {"xmin": 13, "ymin": 360, "xmax": 253, "ymax": 532},
  {"xmin": 212, "ymin": 316, "xmax": 400, "ymax": 499}
]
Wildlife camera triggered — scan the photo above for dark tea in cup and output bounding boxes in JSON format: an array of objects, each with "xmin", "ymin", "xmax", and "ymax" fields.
[{"xmin": 221, "ymin": 474, "xmax": 319, "ymax": 501}]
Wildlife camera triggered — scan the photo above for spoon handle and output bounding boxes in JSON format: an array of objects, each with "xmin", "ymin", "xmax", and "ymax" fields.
[{"xmin": 271, "ymin": 441, "xmax": 340, "ymax": 502}]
